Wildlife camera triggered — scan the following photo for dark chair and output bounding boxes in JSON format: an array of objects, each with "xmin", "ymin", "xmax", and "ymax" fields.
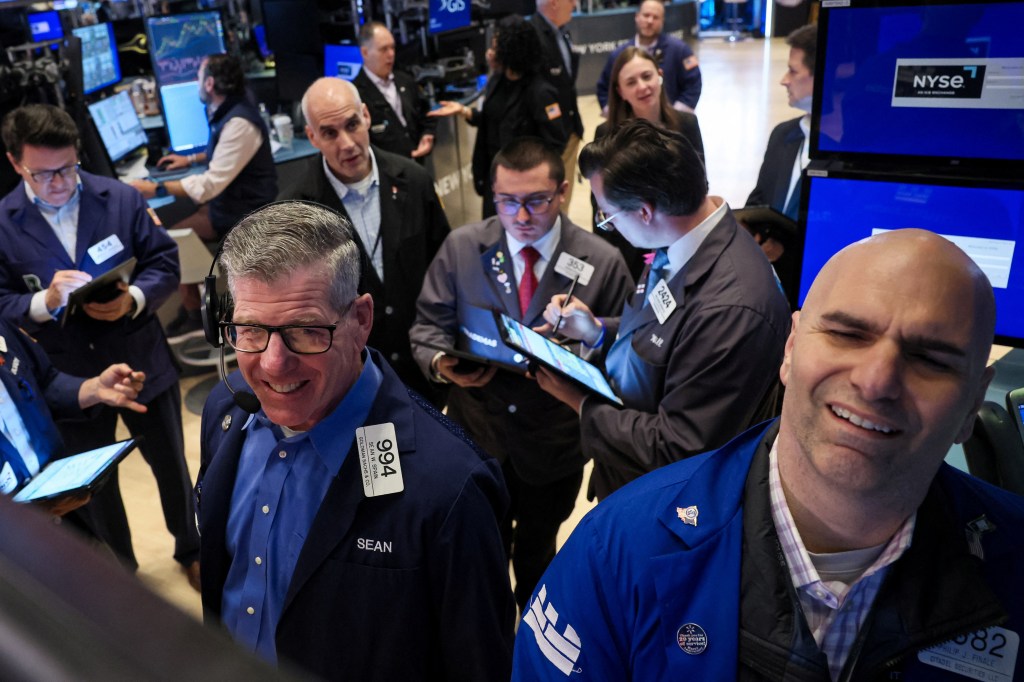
[{"xmin": 963, "ymin": 400, "xmax": 1024, "ymax": 495}]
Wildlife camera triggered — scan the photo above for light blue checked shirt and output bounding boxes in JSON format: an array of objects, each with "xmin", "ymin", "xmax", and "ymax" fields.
[{"xmin": 768, "ymin": 439, "xmax": 915, "ymax": 680}]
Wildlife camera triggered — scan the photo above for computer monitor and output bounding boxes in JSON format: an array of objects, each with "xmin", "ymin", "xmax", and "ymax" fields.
[
  {"xmin": 323, "ymin": 44, "xmax": 362, "ymax": 80},
  {"xmin": 429, "ymin": 0, "xmax": 471, "ymax": 35},
  {"xmin": 158, "ymin": 81, "xmax": 209, "ymax": 153},
  {"xmin": 87, "ymin": 90, "xmax": 148, "ymax": 165},
  {"xmin": 27, "ymin": 10, "xmax": 63, "ymax": 42},
  {"xmin": 145, "ymin": 11, "xmax": 226, "ymax": 86},
  {"xmin": 811, "ymin": 0, "xmax": 1024, "ymax": 174},
  {"xmin": 798, "ymin": 172, "xmax": 1024, "ymax": 346},
  {"xmin": 71, "ymin": 23, "xmax": 122, "ymax": 96}
]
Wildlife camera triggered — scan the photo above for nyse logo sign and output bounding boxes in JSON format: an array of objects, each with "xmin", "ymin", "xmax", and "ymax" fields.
[{"xmin": 894, "ymin": 64, "xmax": 986, "ymax": 100}]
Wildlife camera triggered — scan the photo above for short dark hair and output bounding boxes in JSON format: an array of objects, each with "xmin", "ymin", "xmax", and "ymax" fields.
[
  {"xmin": 490, "ymin": 137, "xmax": 565, "ymax": 188},
  {"xmin": 786, "ymin": 24, "xmax": 817, "ymax": 74},
  {"xmin": 359, "ymin": 21, "xmax": 388, "ymax": 47},
  {"xmin": 203, "ymin": 53, "xmax": 246, "ymax": 98},
  {"xmin": 1, "ymin": 104, "xmax": 80, "ymax": 160},
  {"xmin": 579, "ymin": 118, "xmax": 707, "ymax": 216},
  {"xmin": 494, "ymin": 15, "xmax": 541, "ymax": 77}
]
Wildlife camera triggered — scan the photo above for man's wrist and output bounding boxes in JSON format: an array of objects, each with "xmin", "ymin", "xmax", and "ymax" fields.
[
  {"xmin": 430, "ymin": 351, "xmax": 451, "ymax": 384},
  {"xmin": 154, "ymin": 181, "xmax": 168, "ymax": 198},
  {"xmin": 582, "ymin": 320, "xmax": 606, "ymax": 349}
]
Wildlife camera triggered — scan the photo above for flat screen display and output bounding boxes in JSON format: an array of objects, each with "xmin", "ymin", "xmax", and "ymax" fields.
[
  {"xmin": 71, "ymin": 23, "xmax": 121, "ymax": 95},
  {"xmin": 812, "ymin": 0, "xmax": 1024, "ymax": 170},
  {"xmin": 158, "ymin": 81, "xmax": 210, "ymax": 153},
  {"xmin": 87, "ymin": 90, "xmax": 148, "ymax": 164},
  {"xmin": 12, "ymin": 439, "xmax": 136, "ymax": 503},
  {"xmin": 799, "ymin": 173, "xmax": 1024, "ymax": 346},
  {"xmin": 145, "ymin": 11, "xmax": 226, "ymax": 86},
  {"xmin": 429, "ymin": 0, "xmax": 471, "ymax": 35},
  {"xmin": 323, "ymin": 44, "xmax": 362, "ymax": 80},
  {"xmin": 28, "ymin": 10, "xmax": 63, "ymax": 42}
]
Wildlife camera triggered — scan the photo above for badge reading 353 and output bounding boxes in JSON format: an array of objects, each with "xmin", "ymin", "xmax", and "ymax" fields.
[{"xmin": 356, "ymin": 423, "xmax": 405, "ymax": 497}]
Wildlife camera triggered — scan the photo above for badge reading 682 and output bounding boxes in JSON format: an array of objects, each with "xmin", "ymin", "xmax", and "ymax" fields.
[{"xmin": 356, "ymin": 423, "xmax": 405, "ymax": 497}]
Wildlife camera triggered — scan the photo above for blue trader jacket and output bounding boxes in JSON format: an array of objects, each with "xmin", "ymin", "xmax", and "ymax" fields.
[{"xmin": 513, "ymin": 421, "xmax": 1024, "ymax": 681}]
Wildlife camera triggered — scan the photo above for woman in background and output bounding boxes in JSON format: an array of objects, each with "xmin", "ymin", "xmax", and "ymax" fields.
[{"xmin": 593, "ymin": 47, "xmax": 705, "ymax": 278}]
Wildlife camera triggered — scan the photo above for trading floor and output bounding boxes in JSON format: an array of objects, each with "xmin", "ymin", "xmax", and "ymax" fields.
[{"xmin": 121, "ymin": 35, "xmax": 795, "ymax": 619}]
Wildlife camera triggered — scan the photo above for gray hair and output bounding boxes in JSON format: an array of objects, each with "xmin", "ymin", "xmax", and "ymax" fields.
[{"xmin": 220, "ymin": 201, "xmax": 361, "ymax": 314}]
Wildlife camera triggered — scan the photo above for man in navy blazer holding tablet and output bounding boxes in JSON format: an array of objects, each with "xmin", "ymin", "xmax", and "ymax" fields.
[
  {"xmin": 411, "ymin": 138, "xmax": 633, "ymax": 611},
  {"xmin": 0, "ymin": 104, "xmax": 199, "ymax": 587}
]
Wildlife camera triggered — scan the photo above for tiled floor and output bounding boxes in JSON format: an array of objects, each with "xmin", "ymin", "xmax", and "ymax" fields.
[{"xmin": 122, "ymin": 35, "xmax": 795, "ymax": 618}]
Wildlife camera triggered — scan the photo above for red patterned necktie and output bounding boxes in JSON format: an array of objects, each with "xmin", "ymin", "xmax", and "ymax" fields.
[{"xmin": 518, "ymin": 246, "xmax": 540, "ymax": 318}]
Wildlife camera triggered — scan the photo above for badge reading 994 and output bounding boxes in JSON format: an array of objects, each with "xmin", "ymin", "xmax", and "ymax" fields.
[{"xmin": 356, "ymin": 423, "xmax": 405, "ymax": 497}]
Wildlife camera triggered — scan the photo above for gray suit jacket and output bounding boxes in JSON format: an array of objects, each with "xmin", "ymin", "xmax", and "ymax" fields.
[{"xmin": 411, "ymin": 216, "xmax": 633, "ymax": 484}]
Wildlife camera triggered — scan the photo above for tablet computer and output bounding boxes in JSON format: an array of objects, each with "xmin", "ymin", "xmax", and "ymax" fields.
[
  {"xmin": 61, "ymin": 257, "xmax": 138, "ymax": 326},
  {"xmin": 494, "ymin": 311, "xmax": 623, "ymax": 406},
  {"xmin": 413, "ymin": 340, "xmax": 527, "ymax": 375},
  {"xmin": 12, "ymin": 438, "xmax": 138, "ymax": 503},
  {"xmin": 732, "ymin": 205, "xmax": 799, "ymax": 244}
]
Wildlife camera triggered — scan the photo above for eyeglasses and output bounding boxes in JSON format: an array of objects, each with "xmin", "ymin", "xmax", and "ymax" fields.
[
  {"xmin": 595, "ymin": 210, "xmax": 623, "ymax": 232},
  {"xmin": 20, "ymin": 162, "xmax": 80, "ymax": 184},
  {"xmin": 494, "ymin": 194, "xmax": 557, "ymax": 216},
  {"xmin": 220, "ymin": 321, "xmax": 339, "ymax": 354}
]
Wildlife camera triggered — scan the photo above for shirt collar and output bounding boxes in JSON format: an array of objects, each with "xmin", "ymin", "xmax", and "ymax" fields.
[
  {"xmin": 505, "ymin": 216, "xmax": 562, "ymax": 262},
  {"xmin": 663, "ymin": 197, "xmax": 726, "ymax": 279},
  {"xmin": 323, "ymin": 148, "xmax": 380, "ymax": 201},
  {"xmin": 253, "ymin": 349, "xmax": 383, "ymax": 476},
  {"xmin": 366, "ymin": 69, "xmax": 395, "ymax": 89}
]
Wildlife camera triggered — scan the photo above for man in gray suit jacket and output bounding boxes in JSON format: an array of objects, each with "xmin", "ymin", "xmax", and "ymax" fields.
[{"xmin": 411, "ymin": 138, "xmax": 633, "ymax": 611}]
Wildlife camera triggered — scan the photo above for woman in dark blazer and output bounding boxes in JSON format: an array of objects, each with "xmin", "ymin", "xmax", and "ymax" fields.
[
  {"xmin": 431, "ymin": 16, "xmax": 570, "ymax": 218},
  {"xmin": 592, "ymin": 47, "xmax": 706, "ymax": 278}
]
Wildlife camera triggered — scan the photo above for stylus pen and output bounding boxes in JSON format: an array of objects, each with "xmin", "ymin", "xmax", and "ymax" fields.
[{"xmin": 552, "ymin": 275, "xmax": 580, "ymax": 336}]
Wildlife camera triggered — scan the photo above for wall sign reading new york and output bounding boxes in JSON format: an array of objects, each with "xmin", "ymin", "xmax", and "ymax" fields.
[{"xmin": 892, "ymin": 58, "xmax": 1023, "ymax": 109}]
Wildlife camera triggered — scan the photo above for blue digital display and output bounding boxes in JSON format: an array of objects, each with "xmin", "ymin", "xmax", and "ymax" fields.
[
  {"xmin": 72, "ymin": 23, "xmax": 121, "ymax": 95},
  {"xmin": 813, "ymin": 0, "xmax": 1024, "ymax": 166},
  {"xmin": 429, "ymin": 0, "xmax": 471, "ymax": 35},
  {"xmin": 158, "ymin": 81, "xmax": 210, "ymax": 153},
  {"xmin": 323, "ymin": 44, "xmax": 362, "ymax": 80},
  {"xmin": 145, "ymin": 11, "xmax": 226, "ymax": 86},
  {"xmin": 28, "ymin": 10, "xmax": 63, "ymax": 42},
  {"xmin": 799, "ymin": 174, "xmax": 1024, "ymax": 345}
]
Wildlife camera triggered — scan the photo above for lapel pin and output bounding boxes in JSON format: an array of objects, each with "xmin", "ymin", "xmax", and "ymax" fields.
[
  {"xmin": 222, "ymin": 414, "xmax": 232, "ymax": 431},
  {"xmin": 677, "ymin": 623, "xmax": 708, "ymax": 655},
  {"xmin": 677, "ymin": 505, "xmax": 698, "ymax": 527}
]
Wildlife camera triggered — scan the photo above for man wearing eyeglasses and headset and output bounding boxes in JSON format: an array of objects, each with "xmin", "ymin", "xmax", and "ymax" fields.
[
  {"xmin": 0, "ymin": 104, "xmax": 200, "ymax": 588},
  {"xmin": 411, "ymin": 138, "xmax": 632, "ymax": 613},
  {"xmin": 197, "ymin": 201, "xmax": 514, "ymax": 680},
  {"xmin": 533, "ymin": 119, "xmax": 790, "ymax": 500}
]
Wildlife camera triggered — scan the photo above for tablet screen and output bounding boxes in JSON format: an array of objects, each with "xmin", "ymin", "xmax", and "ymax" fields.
[
  {"xmin": 12, "ymin": 440, "xmax": 135, "ymax": 503},
  {"xmin": 496, "ymin": 312, "xmax": 623, "ymax": 406}
]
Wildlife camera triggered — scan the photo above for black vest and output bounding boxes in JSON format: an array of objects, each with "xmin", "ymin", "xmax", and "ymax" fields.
[{"xmin": 206, "ymin": 94, "xmax": 278, "ymax": 236}]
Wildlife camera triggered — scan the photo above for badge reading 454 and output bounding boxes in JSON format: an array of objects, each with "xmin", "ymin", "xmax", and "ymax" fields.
[{"xmin": 357, "ymin": 423, "xmax": 405, "ymax": 497}]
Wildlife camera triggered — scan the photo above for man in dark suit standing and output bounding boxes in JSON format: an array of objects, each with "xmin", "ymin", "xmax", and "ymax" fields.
[
  {"xmin": 0, "ymin": 104, "xmax": 200, "ymax": 587},
  {"xmin": 352, "ymin": 22, "xmax": 437, "ymax": 162},
  {"xmin": 530, "ymin": 0, "xmax": 582, "ymax": 203},
  {"xmin": 411, "ymin": 138, "xmax": 633, "ymax": 611},
  {"xmin": 285, "ymin": 77, "xmax": 450, "ymax": 404}
]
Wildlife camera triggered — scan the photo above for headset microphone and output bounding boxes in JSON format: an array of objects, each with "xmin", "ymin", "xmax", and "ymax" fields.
[{"xmin": 218, "ymin": 343, "xmax": 261, "ymax": 414}]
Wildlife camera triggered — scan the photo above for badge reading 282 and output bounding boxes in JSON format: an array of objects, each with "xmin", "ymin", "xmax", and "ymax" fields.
[{"xmin": 356, "ymin": 423, "xmax": 405, "ymax": 497}]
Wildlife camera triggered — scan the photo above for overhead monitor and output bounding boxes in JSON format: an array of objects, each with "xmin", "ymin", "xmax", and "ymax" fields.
[
  {"xmin": 87, "ymin": 90, "xmax": 148, "ymax": 165},
  {"xmin": 812, "ymin": 0, "xmax": 1024, "ymax": 174},
  {"xmin": 28, "ymin": 10, "xmax": 63, "ymax": 42},
  {"xmin": 798, "ymin": 171, "xmax": 1024, "ymax": 346},
  {"xmin": 145, "ymin": 11, "xmax": 226, "ymax": 86},
  {"xmin": 323, "ymin": 44, "xmax": 362, "ymax": 80},
  {"xmin": 158, "ymin": 81, "xmax": 210, "ymax": 153},
  {"xmin": 71, "ymin": 23, "xmax": 122, "ymax": 95},
  {"xmin": 429, "ymin": 0, "xmax": 471, "ymax": 35}
]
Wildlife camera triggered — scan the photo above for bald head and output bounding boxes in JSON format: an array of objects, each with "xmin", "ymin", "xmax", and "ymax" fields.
[
  {"xmin": 302, "ymin": 78, "xmax": 372, "ymax": 184},
  {"xmin": 301, "ymin": 77, "xmax": 363, "ymax": 125},
  {"xmin": 804, "ymin": 229, "xmax": 995, "ymax": 371}
]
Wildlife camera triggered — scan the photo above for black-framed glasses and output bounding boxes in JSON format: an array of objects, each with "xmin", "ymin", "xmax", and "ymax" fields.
[
  {"xmin": 220, "ymin": 321, "xmax": 339, "ymax": 354},
  {"xmin": 595, "ymin": 210, "xmax": 622, "ymax": 232},
  {"xmin": 494, "ymin": 193, "xmax": 557, "ymax": 216},
  {"xmin": 20, "ymin": 162, "xmax": 80, "ymax": 184}
]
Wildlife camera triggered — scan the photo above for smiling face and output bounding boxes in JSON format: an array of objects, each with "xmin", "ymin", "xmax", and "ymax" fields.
[
  {"xmin": 616, "ymin": 54, "xmax": 662, "ymax": 118},
  {"xmin": 304, "ymin": 79, "xmax": 373, "ymax": 184},
  {"xmin": 7, "ymin": 144, "xmax": 79, "ymax": 207},
  {"xmin": 777, "ymin": 230, "xmax": 994, "ymax": 509},
  {"xmin": 231, "ymin": 265, "xmax": 372, "ymax": 431},
  {"xmin": 493, "ymin": 162, "xmax": 566, "ymax": 245}
]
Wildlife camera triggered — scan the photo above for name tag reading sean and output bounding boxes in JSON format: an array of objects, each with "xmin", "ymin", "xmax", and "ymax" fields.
[{"xmin": 356, "ymin": 423, "xmax": 405, "ymax": 497}]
